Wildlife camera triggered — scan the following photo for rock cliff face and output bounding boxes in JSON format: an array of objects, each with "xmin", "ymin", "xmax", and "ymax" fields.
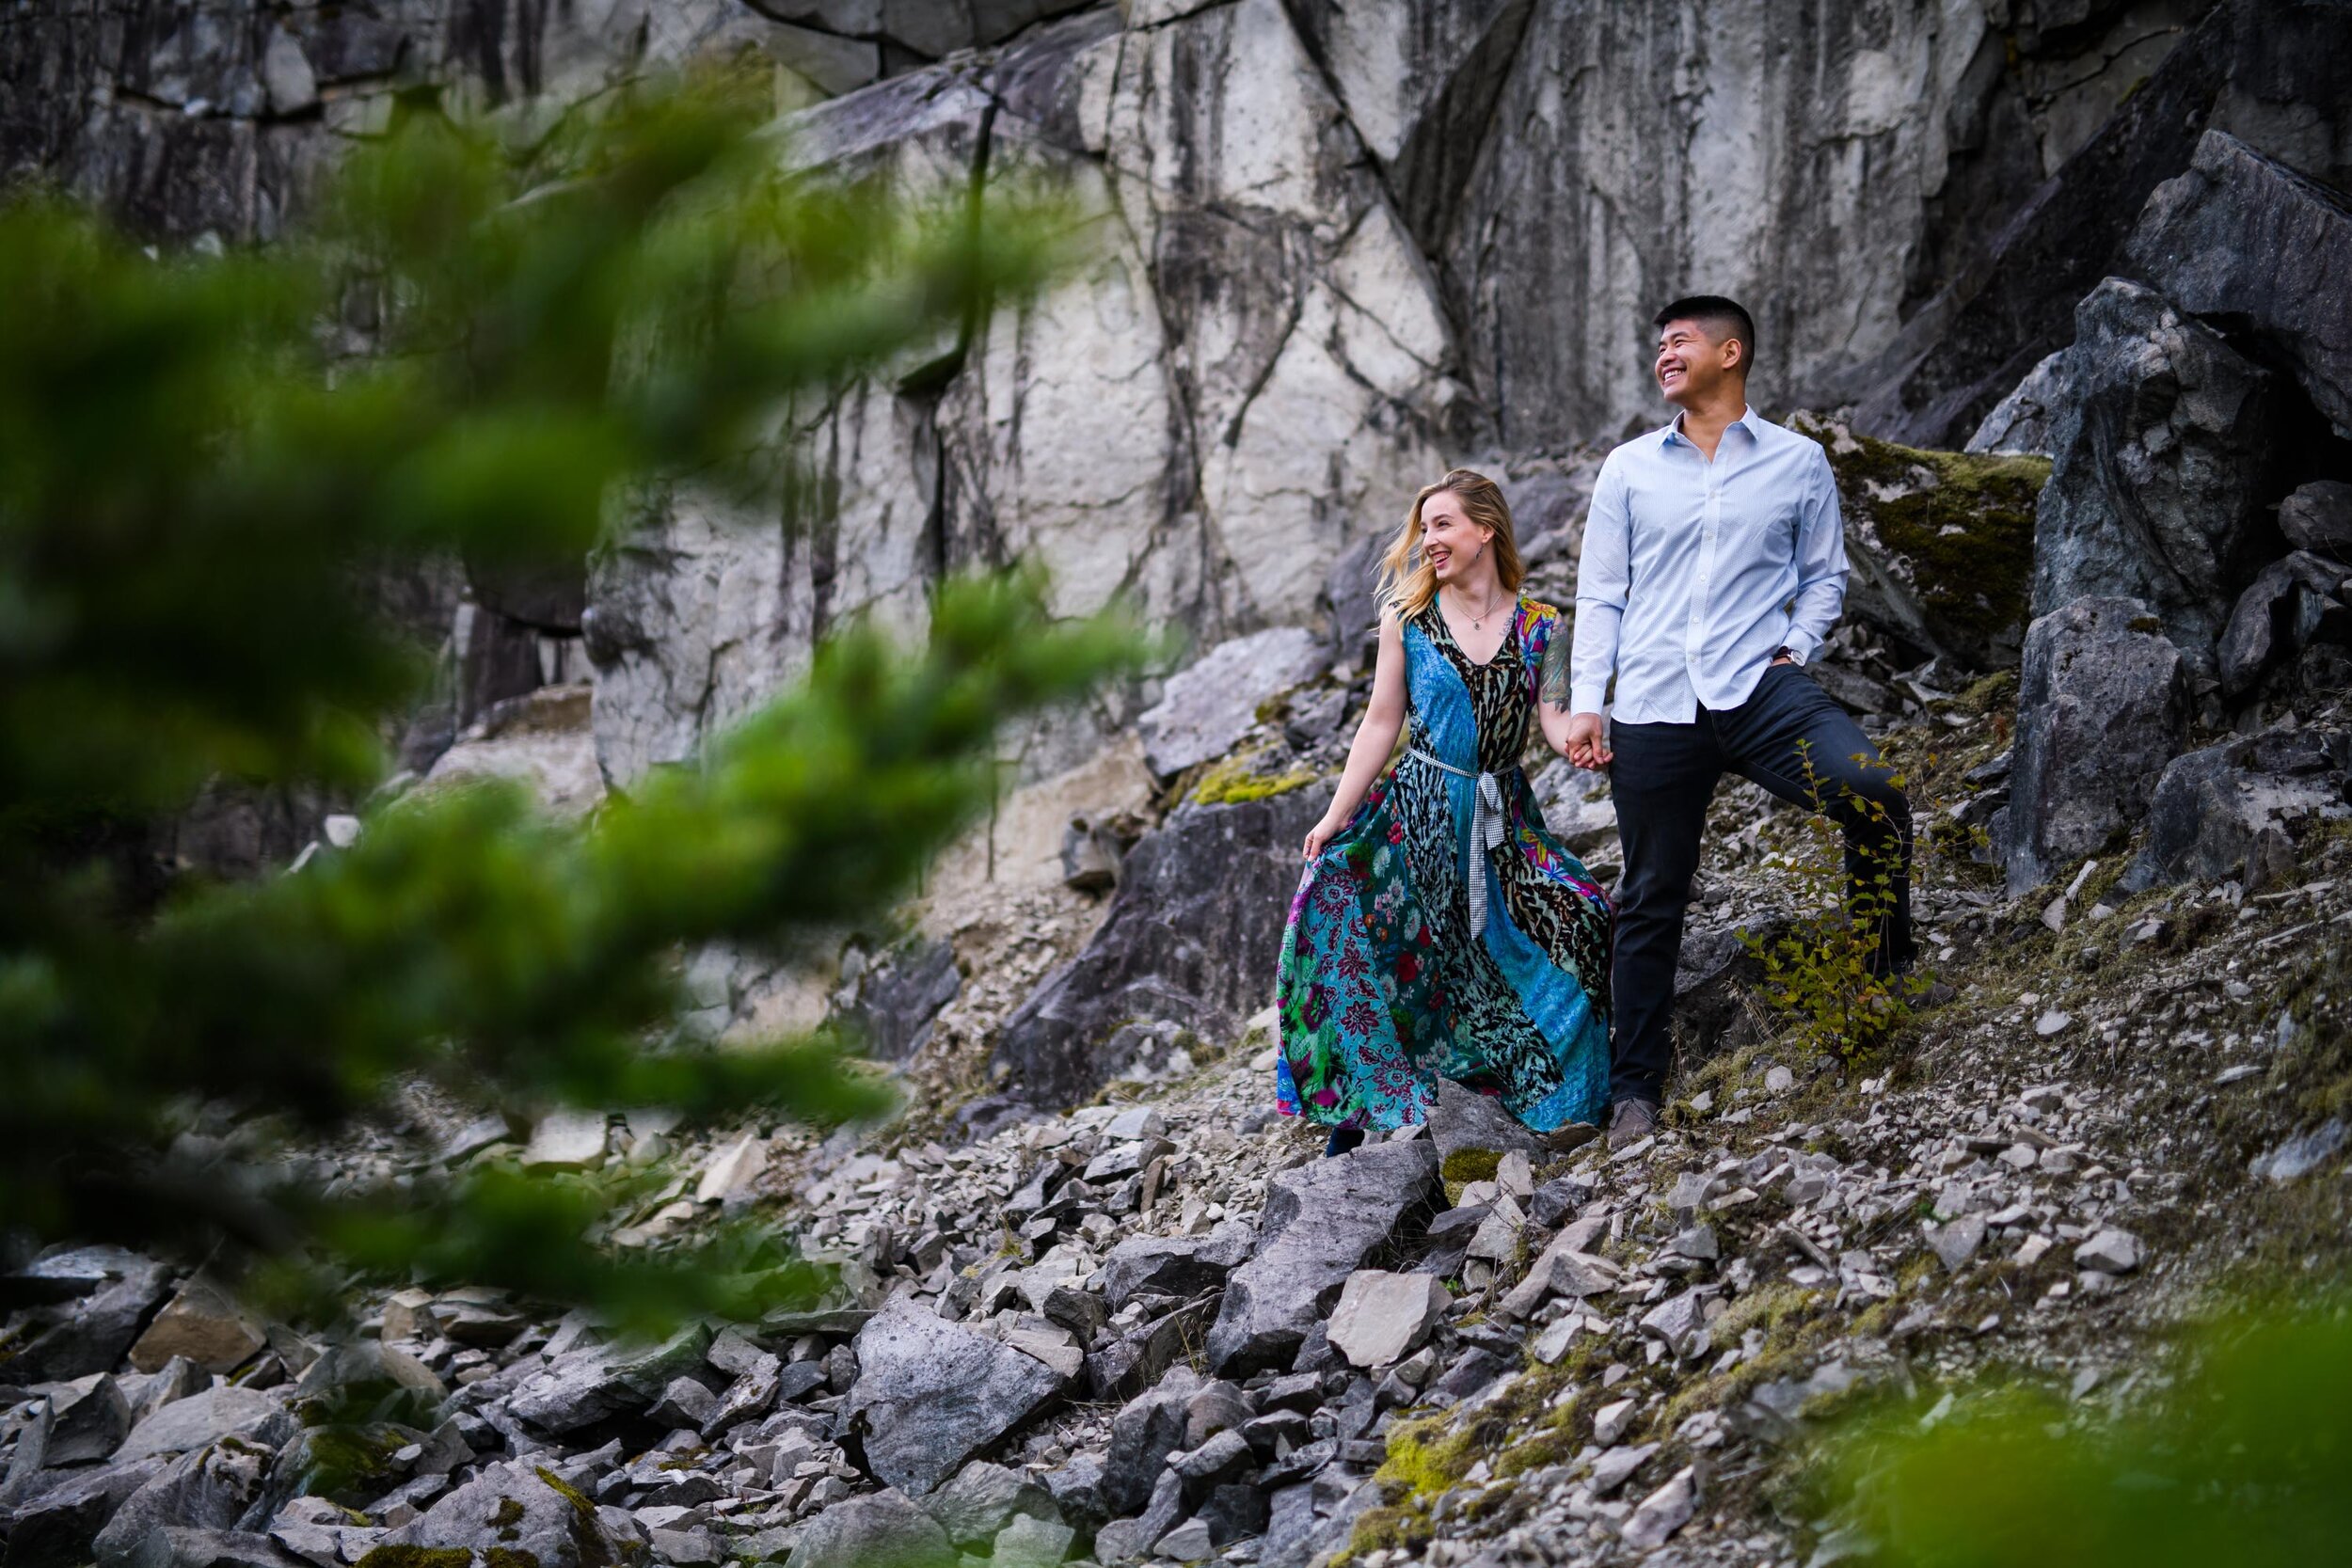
[{"xmin": 24, "ymin": 1, "xmax": 2344, "ymax": 784}]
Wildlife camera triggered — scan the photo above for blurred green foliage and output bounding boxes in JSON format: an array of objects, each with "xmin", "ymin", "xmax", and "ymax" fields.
[
  {"xmin": 0, "ymin": 70, "xmax": 1125, "ymax": 1333},
  {"xmin": 1816, "ymin": 1298, "xmax": 2352, "ymax": 1567}
]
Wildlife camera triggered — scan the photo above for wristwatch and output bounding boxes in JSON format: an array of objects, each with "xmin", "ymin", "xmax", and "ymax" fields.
[{"xmin": 1772, "ymin": 643, "xmax": 1804, "ymax": 666}]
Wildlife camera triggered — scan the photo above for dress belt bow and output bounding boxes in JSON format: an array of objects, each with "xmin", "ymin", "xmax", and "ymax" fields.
[{"xmin": 1408, "ymin": 749, "xmax": 1507, "ymax": 938}]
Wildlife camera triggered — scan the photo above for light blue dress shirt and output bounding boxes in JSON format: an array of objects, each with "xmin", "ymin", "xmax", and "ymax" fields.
[{"xmin": 1567, "ymin": 404, "xmax": 1850, "ymax": 724}]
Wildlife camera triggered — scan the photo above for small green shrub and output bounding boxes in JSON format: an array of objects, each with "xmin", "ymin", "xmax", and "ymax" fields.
[{"xmin": 1738, "ymin": 740, "xmax": 1962, "ymax": 1060}]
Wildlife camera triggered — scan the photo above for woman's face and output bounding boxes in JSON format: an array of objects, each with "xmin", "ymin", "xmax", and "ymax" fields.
[{"xmin": 1421, "ymin": 491, "xmax": 1492, "ymax": 583}]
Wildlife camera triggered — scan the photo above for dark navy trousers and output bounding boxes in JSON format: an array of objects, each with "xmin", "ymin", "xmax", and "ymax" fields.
[{"xmin": 1606, "ymin": 662, "xmax": 1915, "ymax": 1106}]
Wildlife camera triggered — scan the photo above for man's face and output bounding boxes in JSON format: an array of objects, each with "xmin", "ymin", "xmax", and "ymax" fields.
[{"xmin": 1655, "ymin": 318, "xmax": 1740, "ymax": 407}]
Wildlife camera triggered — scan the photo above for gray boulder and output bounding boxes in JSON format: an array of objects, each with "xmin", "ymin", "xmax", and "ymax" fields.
[
  {"xmin": 115, "ymin": 1387, "xmax": 294, "ymax": 1465},
  {"xmin": 834, "ymin": 934, "xmax": 961, "ymax": 1063},
  {"xmin": 1083, "ymin": 1296, "xmax": 1219, "ymax": 1404},
  {"xmin": 122, "ymin": 1357, "xmax": 211, "ymax": 1430},
  {"xmin": 1041, "ymin": 1453, "xmax": 1108, "ymax": 1528},
  {"xmin": 2030, "ymin": 278, "xmax": 2284, "ymax": 672},
  {"xmin": 0, "ymin": 1457, "xmax": 168, "ymax": 1568},
  {"xmin": 994, "ymin": 791, "xmax": 1326, "ymax": 1107},
  {"xmin": 119, "ymin": 1528, "xmax": 305, "ymax": 1568},
  {"xmin": 1138, "ymin": 629, "xmax": 1329, "ymax": 780},
  {"xmin": 41, "ymin": 1372, "xmax": 133, "ymax": 1465},
  {"xmin": 1965, "ymin": 350, "xmax": 2070, "ymax": 458},
  {"xmin": 506, "ymin": 1323, "xmax": 711, "ymax": 1433},
  {"xmin": 93, "ymin": 1442, "xmax": 272, "ymax": 1568},
  {"xmin": 836, "ymin": 1301, "xmax": 1071, "ymax": 1497},
  {"xmin": 2280, "ymin": 482, "xmax": 2352, "ymax": 561},
  {"xmin": 2005, "ymin": 595, "xmax": 2189, "ymax": 895},
  {"xmin": 1205, "ymin": 1139, "xmax": 1438, "ymax": 1375},
  {"xmin": 993, "ymin": 1513, "xmax": 1077, "ymax": 1568},
  {"xmin": 1527, "ymin": 760, "xmax": 1618, "ymax": 853},
  {"xmin": 785, "ymin": 1488, "xmax": 958, "ymax": 1568},
  {"xmin": 2125, "ymin": 131, "xmax": 2352, "ymax": 440},
  {"xmin": 381, "ymin": 1460, "xmax": 626, "ymax": 1568},
  {"xmin": 1426, "ymin": 1077, "xmax": 1548, "ymax": 1161},
  {"xmin": 1097, "ymin": 1469, "xmax": 1188, "ymax": 1567},
  {"xmin": 1097, "ymin": 1223, "xmax": 1258, "ymax": 1313},
  {"xmin": 922, "ymin": 1460, "xmax": 1060, "ymax": 1551},
  {"xmin": 1803, "ymin": 412, "xmax": 2052, "ymax": 672},
  {"xmin": 2121, "ymin": 725, "xmax": 2352, "ymax": 895},
  {"xmin": 1668, "ymin": 912, "xmax": 1795, "ymax": 1063},
  {"xmin": 2217, "ymin": 552, "xmax": 2352, "ymax": 699},
  {"xmin": 2, "ymin": 1251, "xmax": 173, "ymax": 1384},
  {"xmin": 1100, "ymin": 1368, "xmax": 1201, "ymax": 1519}
]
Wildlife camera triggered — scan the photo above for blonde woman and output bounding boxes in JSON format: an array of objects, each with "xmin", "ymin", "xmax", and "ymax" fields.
[{"xmin": 1276, "ymin": 470, "xmax": 1614, "ymax": 1156}]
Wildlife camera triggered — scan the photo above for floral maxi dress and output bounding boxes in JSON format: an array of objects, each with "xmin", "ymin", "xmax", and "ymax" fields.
[{"xmin": 1275, "ymin": 594, "xmax": 1614, "ymax": 1132}]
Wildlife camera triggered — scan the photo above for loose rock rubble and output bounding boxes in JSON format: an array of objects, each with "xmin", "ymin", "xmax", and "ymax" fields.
[{"xmin": 10, "ymin": 747, "xmax": 2352, "ymax": 1568}]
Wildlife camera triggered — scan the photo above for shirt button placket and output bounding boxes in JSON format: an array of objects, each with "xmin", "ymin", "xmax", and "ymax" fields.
[{"xmin": 1691, "ymin": 473, "xmax": 1716, "ymax": 681}]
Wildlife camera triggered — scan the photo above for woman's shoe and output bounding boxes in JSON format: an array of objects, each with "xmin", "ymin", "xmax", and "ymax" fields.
[{"xmin": 1324, "ymin": 1126, "xmax": 1368, "ymax": 1158}]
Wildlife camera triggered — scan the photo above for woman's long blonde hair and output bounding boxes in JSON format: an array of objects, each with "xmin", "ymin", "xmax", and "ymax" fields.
[{"xmin": 1374, "ymin": 468, "xmax": 1525, "ymax": 622}]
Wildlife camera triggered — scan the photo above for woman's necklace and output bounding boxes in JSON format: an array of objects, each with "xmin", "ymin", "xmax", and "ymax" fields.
[{"xmin": 1458, "ymin": 583, "xmax": 1511, "ymax": 629}]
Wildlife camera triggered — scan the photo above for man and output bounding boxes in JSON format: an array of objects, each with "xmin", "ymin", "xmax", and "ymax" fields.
[{"xmin": 1562, "ymin": 295, "xmax": 1915, "ymax": 1152}]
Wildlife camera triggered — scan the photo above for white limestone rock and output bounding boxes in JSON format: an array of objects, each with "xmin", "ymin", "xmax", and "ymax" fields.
[{"xmin": 1326, "ymin": 1270, "xmax": 1449, "ymax": 1369}]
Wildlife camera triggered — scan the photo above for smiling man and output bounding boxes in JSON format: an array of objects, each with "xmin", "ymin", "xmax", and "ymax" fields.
[{"xmin": 1561, "ymin": 295, "xmax": 1917, "ymax": 1151}]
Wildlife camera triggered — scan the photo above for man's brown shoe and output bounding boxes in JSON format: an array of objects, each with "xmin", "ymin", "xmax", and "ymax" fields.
[{"xmin": 1607, "ymin": 1098, "xmax": 1658, "ymax": 1154}]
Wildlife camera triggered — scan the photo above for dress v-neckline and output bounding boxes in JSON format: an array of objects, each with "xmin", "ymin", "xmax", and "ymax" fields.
[{"xmin": 1436, "ymin": 590, "xmax": 1523, "ymax": 670}]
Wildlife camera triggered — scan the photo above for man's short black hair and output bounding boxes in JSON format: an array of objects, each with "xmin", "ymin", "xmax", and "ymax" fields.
[{"xmin": 1652, "ymin": 295, "xmax": 1756, "ymax": 377}]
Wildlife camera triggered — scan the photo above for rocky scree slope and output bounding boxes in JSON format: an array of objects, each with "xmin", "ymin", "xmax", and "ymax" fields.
[{"xmin": 6, "ymin": 716, "xmax": 2352, "ymax": 1568}]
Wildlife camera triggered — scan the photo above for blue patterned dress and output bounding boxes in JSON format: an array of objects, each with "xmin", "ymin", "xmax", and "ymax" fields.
[{"xmin": 1274, "ymin": 594, "xmax": 1614, "ymax": 1132}]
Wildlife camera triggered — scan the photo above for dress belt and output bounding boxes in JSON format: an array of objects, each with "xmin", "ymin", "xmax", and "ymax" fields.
[{"xmin": 1408, "ymin": 750, "xmax": 1509, "ymax": 939}]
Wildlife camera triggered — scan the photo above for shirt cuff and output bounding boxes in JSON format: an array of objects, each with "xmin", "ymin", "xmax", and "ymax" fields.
[
  {"xmin": 1568, "ymin": 681, "xmax": 1610, "ymax": 714},
  {"xmin": 1781, "ymin": 629, "xmax": 1820, "ymax": 666}
]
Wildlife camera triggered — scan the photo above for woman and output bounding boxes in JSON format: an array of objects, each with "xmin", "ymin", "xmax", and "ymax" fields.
[{"xmin": 1275, "ymin": 469, "xmax": 1614, "ymax": 1155}]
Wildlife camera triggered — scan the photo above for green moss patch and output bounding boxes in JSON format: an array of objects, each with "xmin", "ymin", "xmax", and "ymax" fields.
[
  {"xmin": 355, "ymin": 1549, "xmax": 473, "ymax": 1568},
  {"xmin": 1189, "ymin": 752, "xmax": 1317, "ymax": 806},
  {"xmin": 1795, "ymin": 415, "xmax": 2050, "ymax": 661},
  {"xmin": 534, "ymin": 1465, "xmax": 597, "ymax": 1518},
  {"xmin": 1440, "ymin": 1148, "xmax": 1502, "ymax": 1204}
]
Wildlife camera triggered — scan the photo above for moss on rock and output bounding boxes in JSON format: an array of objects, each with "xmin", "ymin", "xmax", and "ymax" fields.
[
  {"xmin": 1439, "ymin": 1148, "xmax": 1502, "ymax": 1204},
  {"xmin": 533, "ymin": 1465, "xmax": 597, "ymax": 1519},
  {"xmin": 1188, "ymin": 752, "xmax": 1316, "ymax": 806},
  {"xmin": 293, "ymin": 1421, "xmax": 423, "ymax": 1507},
  {"xmin": 355, "ymin": 1549, "xmax": 473, "ymax": 1568},
  {"xmin": 1793, "ymin": 413, "xmax": 2051, "ymax": 668}
]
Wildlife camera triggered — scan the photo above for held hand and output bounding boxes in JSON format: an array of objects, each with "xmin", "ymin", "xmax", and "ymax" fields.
[
  {"xmin": 1564, "ymin": 711, "xmax": 1612, "ymax": 770},
  {"xmin": 1303, "ymin": 815, "xmax": 1343, "ymax": 861}
]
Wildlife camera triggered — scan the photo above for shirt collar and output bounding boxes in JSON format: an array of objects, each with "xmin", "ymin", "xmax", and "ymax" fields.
[{"xmin": 1660, "ymin": 404, "xmax": 1761, "ymax": 448}]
